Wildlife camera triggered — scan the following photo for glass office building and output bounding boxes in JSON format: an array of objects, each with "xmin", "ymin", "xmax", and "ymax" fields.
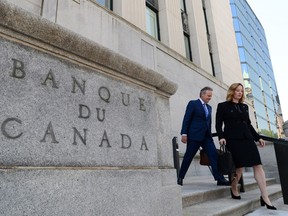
[{"xmin": 230, "ymin": 0, "xmax": 282, "ymax": 137}]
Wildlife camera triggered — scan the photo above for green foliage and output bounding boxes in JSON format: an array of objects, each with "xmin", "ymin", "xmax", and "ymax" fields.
[{"xmin": 260, "ymin": 129, "xmax": 278, "ymax": 138}]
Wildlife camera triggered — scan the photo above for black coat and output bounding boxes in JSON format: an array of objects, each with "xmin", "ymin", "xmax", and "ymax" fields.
[{"xmin": 215, "ymin": 101, "xmax": 260, "ymax": 141}]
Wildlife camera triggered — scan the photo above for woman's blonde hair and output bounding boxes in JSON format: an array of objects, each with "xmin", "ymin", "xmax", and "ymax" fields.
[{"xmin": 226, "ymin": 83, "xmax": 245, "ymax": 103}]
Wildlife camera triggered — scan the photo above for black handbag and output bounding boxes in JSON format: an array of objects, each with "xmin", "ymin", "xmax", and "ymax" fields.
[{"xmin": 217, "ymin": 145, "xmax": 235, "ymax": 175}]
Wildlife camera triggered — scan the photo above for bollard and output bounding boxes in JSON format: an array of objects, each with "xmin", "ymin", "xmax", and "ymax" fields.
[
  {"xmin": 274, "ymin": 140, "xmax": 288, "ymax": 204},
  {"xmin": 172, "ymin": 136, "xmax": 180, "ymax": 176}
]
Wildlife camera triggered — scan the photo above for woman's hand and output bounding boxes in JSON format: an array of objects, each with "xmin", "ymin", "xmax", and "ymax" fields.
[
  {"xmin": 219, "ymin": 138, "xmax": 226, "ymax": 145},
  {"xmin": 258, "ymin": 138, "xmax": 265, "ymax": 147}
]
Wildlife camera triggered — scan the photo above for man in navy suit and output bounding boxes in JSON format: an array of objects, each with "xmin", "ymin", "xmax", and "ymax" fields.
[{"xmin": 177, "ymin": 87, "xmax": 229, "ymax": 186}]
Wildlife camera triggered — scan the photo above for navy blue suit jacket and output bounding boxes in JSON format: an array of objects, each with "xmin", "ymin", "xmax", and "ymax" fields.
[{"xmin": 181, "ymin": 99, "xmax": 212, "ymax": 141}]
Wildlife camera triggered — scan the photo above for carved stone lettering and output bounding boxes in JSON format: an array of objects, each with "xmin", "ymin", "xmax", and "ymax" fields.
[
  {"xmin": 72, "ymin": 127, "xmax": 87, "ymax": 145},
  {"xmin": 78, "ymin": 104, "xmax": 91, "ymax": 119},
  {"xmin": 139, "ymin": 98, "xmax": 146, "ymax": 111},
  {"xmin": 40, "ymin": 122, "xmax": 59, "ymax": 143},
  {"xmin": 11, "ymin": 58, "xmax": 26, "ymax": 78},
  {"xmin": 41, "ymin": 69, "xmax": 59, "ymax": 88},
  {"xmin": 96, "ymin": 108, "xmax": 105, "ymax": 122},
  {"xmin": 140, "ymin": 136, "xmax": 149, "ymax": 151},
  {"xmin": 121, "ymin": 134, "xmax": 131, "ymax": 149},
  {"xmin": 1, "ymin": 117, "xmax": 23, "ymax": 139},
  {"xmin": 121, "ymin": 92, "xmax": 130, "ymax": 106},
  {"xmin": 98, "ymin": 86, "xmax": 110, "ymax": 103},
  {"xmin": 71, "ymin": 76, "xmax": 86, "ymax": 95},
  {"xmin": 3, "ymin": 58, "xmax": 152, "ymax": 153},
  {"xmin": 99, "ymin": 130, "xmax": 111, "ymax": 147}
]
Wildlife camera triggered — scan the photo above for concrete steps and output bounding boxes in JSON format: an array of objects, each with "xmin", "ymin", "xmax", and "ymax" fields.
[{"xmin": 181, "ymin": 173, "xmax": 282, "ymax": 216}]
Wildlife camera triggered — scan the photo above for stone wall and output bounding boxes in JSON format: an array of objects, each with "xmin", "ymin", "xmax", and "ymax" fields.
[{"xmin": 0, "ymin": 1, "xmax": 182, "ymax": 215}]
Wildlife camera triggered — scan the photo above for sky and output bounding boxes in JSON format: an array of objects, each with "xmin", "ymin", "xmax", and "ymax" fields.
[{"xmin": 246, "ymin": 0, "xmax": 288, "ymax": 122}]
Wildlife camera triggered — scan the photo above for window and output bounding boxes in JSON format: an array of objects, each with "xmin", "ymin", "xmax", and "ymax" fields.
[
  {"xmin": 235, "ymin": 33, "xmax": 243, "ymax": 46},
  {"xmin": 146, "ymin": 0, "xmax": 158, "ymax": 7},
  {"xmin": 146, "ymin": 1, "xmax": 159, "ymax": 40},
  {"xmin": 180, "ymin": 0, "xmax": 192, "ymax": 61},
  {"xmin": 238, "ymin": 47, "xmax": 246, "ymax": 62},
  {"xmin": 184, "ymin": 33, "xmax": 192, "ymax": 61},
  {"xmin": 180, "ymin": 0, "xmax": 186, "ymax": 12},
  {"xmin": 202, "ymin": 0, "xmax": 215, "ymax": 76},
  {"xmin": 95, "ymin": 0, "xmax": 112, "ymax": 10},
  {"xmin": 230, "ymin": 4, "xmax": 237, "ymax": 17}
]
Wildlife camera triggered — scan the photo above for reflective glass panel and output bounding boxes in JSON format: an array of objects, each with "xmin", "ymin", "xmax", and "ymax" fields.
[
  {"xmin": 184, "ymin": 34, "xmax": 192, "ymax": 60},
  {"xmin": 146, "ymin": 7, "xmax": 159, "ymax": 39},
  {"xmin": 95, "ymin": 0, "xmax": 111, "ymax": 9}
]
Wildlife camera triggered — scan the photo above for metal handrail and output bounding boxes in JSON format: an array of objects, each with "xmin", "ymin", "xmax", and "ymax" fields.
[
  {"xmin": 259, "ymin": 135, "xmax": 288, "ymax": 145},
  {"xmin": 212, "ymin": 133, "xmax": 288, "ymax": 145}
]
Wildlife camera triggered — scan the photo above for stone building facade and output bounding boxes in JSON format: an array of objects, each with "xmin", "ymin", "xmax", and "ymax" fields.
[{"xmin": 1, "ymin": 0, "xmax": 276, "ymax": 215}]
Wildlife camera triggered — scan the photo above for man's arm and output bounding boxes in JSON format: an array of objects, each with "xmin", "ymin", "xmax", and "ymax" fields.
[{"xmin": 180, "ymin": 101, "xmax": 195, "ymax": 142}]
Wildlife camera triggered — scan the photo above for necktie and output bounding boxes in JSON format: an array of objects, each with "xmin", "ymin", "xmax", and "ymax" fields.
[{"xmin": 203, "ymin": 103, "xmax": 209, "ymax": 117}]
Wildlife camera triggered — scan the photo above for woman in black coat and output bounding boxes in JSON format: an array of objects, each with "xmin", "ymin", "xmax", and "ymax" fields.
[{"xmin": 216, "ymin": 83, "xmax": 276, "ymax": 210}]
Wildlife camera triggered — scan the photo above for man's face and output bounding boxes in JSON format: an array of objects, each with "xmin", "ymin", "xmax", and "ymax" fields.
[{"xmin": 201, "ymin": 90, "xmax": 213, "ymax": 104}]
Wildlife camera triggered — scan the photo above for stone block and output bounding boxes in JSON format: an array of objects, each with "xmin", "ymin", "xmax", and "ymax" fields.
[
  {"xmin": 0, "ymin": 37, "xmax": 157, "ymax": 167},
  {"xmin": 0, "ymin": 168, "xmax": 178, "ymax": 216}
]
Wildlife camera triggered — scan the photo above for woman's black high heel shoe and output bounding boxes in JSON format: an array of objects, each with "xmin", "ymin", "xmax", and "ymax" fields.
[
  {"xmin": 230, "ymin": 189, "xmax": 241, "ymax": 199},
  {"xmin": 260, "ymin": 196, "xmax": 277, "ymax": 210},
  {"xmin": 230, "ymin": 174, "xmax": 241, "ymax": 199}
]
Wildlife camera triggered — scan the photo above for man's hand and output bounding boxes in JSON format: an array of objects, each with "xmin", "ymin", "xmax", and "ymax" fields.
[
  {"xmin": 181, "ymin": 135, "xmax": 187, "ymax": 144},
  {"xmin": 219, "ymin": 138, "xmax": 226, "ymax": 145}
]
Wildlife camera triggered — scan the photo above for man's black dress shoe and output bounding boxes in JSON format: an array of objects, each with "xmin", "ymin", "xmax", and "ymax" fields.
[
  {"xmin": 217, "ymin": 179, "xmax": 230, "ymax": 186},
  {"xmin": 177, "ymin": 178, "xmax": 183, "ymax": 186}
]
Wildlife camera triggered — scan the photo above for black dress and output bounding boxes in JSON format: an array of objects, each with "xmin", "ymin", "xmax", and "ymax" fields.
[{"xmin": 216, "ymin": 101, "xmax": 262, "ymax": 168}]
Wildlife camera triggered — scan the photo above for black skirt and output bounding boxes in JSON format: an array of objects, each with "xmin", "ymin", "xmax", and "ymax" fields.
[{"xmin": 226, "ymin": 138, "xmax": 262, "ymax": 168}]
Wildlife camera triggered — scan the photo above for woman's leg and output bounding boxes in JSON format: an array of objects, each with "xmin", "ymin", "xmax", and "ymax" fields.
[
  {"xmin": 231, "ymin": 167, "xmax": 243, "ymax": 196},
  {"xmin": 253, "ymin": 165, "xmax": 272, "ymax": 205}
]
